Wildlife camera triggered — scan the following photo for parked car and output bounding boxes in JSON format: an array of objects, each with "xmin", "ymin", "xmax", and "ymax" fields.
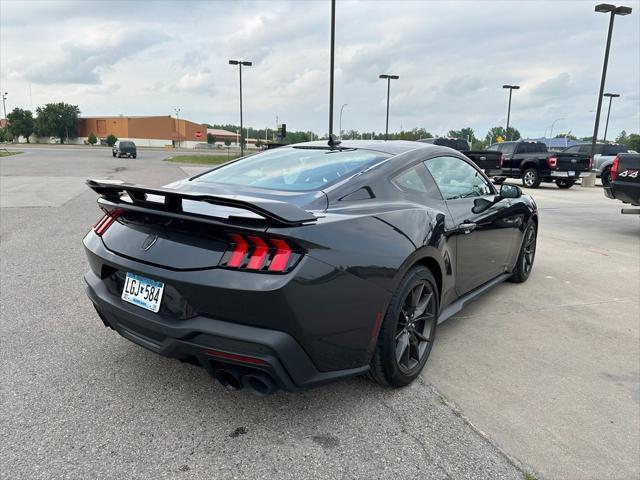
[
  {"xmin": 485, "ymin": 141, "xmax": 591, "ymax": 188},
  {"xmin": 604, "ymin": 153, "xmax": 640, "ymax": 213},
  {"xmin": 112, "ymin": 141, "xmax": 137, "ymax": 158},
  {"xmin": 418, "ymin": 137, "xmax": 503, "ymax": 176},
  {"xmin": 562, "ymin": 143, "xmax": 628, "ymax": 187},
  {"xmin": 83, "ymin": 139, "xmax": 538, "ymax": 395}
]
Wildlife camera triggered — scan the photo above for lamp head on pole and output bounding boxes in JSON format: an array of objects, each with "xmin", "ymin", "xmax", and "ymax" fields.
[
  {"xmin": 595, "ymin": 3, "xmax": 632, "ymax": 14},
  {"xmin": 604, "ymin": 92, "xmax": 621, "ymax": 98},
  {"xmin": 502, "ymin": 84, "xmax": 521, "ymax": 90}
]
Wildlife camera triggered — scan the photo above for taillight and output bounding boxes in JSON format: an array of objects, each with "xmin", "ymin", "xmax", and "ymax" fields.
[
  {"xmin": 499, "ymin": 153, "xmax": 504, "ymax": 168},
  {"xmin": 222, "ymin": 233, "xmax": 297, "ymax": 273},
  {"xmin": 546, "ymin": 156, "xmax": 557, "ymax": 169},
  {"xmin": 587, "ymin": 156, "xmax": 593, "ymax": 171},
  {"xmin": 611, "ymin": 156, "xmax": 619, "ymax": 181},
  {"xmin": 93, "ymin": 209, "xmax": 123, "ymax": 236}
]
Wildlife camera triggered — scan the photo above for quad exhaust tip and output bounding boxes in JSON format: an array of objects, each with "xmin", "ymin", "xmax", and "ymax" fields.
[{"xmin": 214, "ymin": 367, "xmax": 278, "ymax": 396}]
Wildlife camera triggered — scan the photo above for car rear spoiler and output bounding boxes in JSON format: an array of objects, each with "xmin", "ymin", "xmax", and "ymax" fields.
[{"xmin": 86, "ymin": 179, "xmax": 318, "ymax": 227}]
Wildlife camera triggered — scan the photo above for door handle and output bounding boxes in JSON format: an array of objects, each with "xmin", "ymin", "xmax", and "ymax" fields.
[{"xmin": 459, "ymin": 222, "xmax": 477, "ymax": 234}]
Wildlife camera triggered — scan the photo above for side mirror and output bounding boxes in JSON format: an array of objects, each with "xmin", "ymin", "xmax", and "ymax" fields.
[{"xmin": 500, "ymin": 184, "xmax": 521, "ymax": 199}]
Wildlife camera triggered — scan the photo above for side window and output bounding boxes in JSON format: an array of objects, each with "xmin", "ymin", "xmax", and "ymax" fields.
[
  {"xmin": 391, "ymin": 165, "xmax": 428, "ymax": 193},
  {"xmin": 425, "ymin": 156, "xmax": 492, "ymax": 200},
  {"xmin": 564, "ymin": 146, "xmax": 579, "ymax": 153},
  {"xmin": 501, "ymin": 143, "xmax": 516, "ymax": 155},
  {"xmin": 578, "ymin": 145, "xmax": 592, "ymax": 155},
  {"xmin": 486, "ymin": 144, "xmax": 500, "ymax": 151}
]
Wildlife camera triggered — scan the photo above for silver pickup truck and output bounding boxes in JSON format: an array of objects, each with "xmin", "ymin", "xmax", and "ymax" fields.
[{"xmin": 562, "ymin": 143, "xmax": 628, "ymax": 186}]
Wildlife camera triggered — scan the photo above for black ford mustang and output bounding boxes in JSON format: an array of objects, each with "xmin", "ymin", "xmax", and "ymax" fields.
[{"xmin": 84, "ymin": 140, "xmax": 538, "ymax": 395}]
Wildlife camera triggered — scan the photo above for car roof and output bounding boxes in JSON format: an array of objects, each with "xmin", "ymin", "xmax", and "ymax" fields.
[{"xmin": 289, "ymin": 139, "xmax": 438, "ymax": 155}]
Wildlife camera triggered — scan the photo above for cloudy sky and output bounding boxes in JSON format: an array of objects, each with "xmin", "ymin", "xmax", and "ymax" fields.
[{"xmin": 1, "ymin": 0, "xmax": 639, "ymax": 139}]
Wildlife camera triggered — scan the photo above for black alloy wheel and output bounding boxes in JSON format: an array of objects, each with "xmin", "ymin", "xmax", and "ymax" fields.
[
  {"xmin": 395, "ymin": 281, "xmax": 437, "ymax": 373},
  {"xmin": 509, "ymin": 222, "xmax": 537, "ymax": 283},
  {"xmin": 369, "ymin": 266, "xmax": 438, "ymax": 387},
  {"xmin": 602, "ymin": 168, "xmax": 612, "ymax": 188}
]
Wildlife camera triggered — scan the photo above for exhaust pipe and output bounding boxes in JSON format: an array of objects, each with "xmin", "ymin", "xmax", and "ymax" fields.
[
  {"xmin": 214, "ymin": 367, "xmax": 244, "ymax": 390},
  {"xmin": 241, "ymin": 372, "xmax": 277, "ymax": 396}
]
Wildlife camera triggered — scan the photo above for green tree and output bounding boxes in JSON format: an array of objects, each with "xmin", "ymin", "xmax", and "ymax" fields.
[
  {"xmin": 206, "ymin": 133, "xmax": 215, "ymax": 144},
  {"xmin": 224, "ymin": 138, "xmax": 231, "ymax": 147},
  {"xmin": 87, "ymin": 132, "xmax": 97, "ymax": 145},
  {"xmin": 105, "ymin": 134, "xmax": 118, "ymax": 146},
  {"xmin": 255, "ymin": 139, "xmax": 263, "ymax": 148},
  {"xmin": 485, "ymin": 126, "xmax": 521, "ymax": 144},
  {"xmin": 615, "ymin": 130, "xmax": 628, "ymax": 145},
  {"xmin": 6, "ymin": 108, "xmax": 35, "ymax": 142},
  {"xmin": 621, "ymin": 133, "xmax": 640, "ymax": 151},
  {"xmin": 34, "ymin": 102, "xmax": 80, "ymax": 143},
  {"xmin": 448, "ymin": 127, "xmax": 476, "ymax": 144},
  {"xmin": 554, "ymin": 133, "xmax": 578, "ymax": 140},
  {"xmin": 0, "ymin": 128, "xmax": 6, "ymax": 143}
]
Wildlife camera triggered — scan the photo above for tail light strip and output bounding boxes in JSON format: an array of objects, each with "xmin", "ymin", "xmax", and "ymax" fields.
[
  {"xmin": 222, "ymin": 233, "xmax": 297, "ymax": 273},
  {"xmin": 93, "ymin": 209, "xmax": 123, "ymax": 236},
  {"xmin": 546, "ymin": 156, "xmax": 557, "ymax": 169},
  {"xmin": 611, "ymin": 156, "xmax": 619, "ymax": 181}
]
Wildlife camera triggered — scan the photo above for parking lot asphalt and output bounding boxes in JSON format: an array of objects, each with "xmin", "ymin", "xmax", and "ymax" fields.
[{"xmin": 1, "ymin": 146, "xmax": 638, "ymax": 480}]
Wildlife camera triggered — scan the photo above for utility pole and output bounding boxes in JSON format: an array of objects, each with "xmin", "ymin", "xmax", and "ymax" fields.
[
  {"xmin": 174, "ymin": 107, "xmax": 181, "ymax": 148},
  {"xmin": 502, "ymin": 85, "xmax": 520, "ymax": 140},
  {"xmin": 603, "ymin": 92, "xmax": 620, "ymax": 142},
  {"xmin": 328, "ymin": 0, "xmax": 336, "ymax": 137},
  {"xmin": 379, "ymin": 74, "xmax": 399, "ymax": 140},
  {"xmin": 585, "ymin": 3, "xmax": 632, "ymax": 187},
  {"xmin": 229, "ymin": 59, "xmax": 252, "ymax": 156}
]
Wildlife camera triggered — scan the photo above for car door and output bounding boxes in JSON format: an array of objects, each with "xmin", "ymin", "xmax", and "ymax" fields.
[
  {"xmin": 500, "ymin": 143, "xmax": 517, "ymax": 175},
  {"xmin": 424, "ymin": 155, "xmax": 522, "ymax": 295}
]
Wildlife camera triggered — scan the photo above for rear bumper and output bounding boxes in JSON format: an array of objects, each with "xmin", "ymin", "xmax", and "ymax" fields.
[
  {"xmin": 550, "ymin": 171, "xmax": 590, "ymax": 178},
  {"xmin": 605, "ymin": 182, "xmax": 640, "ymax": 206},
  {"xmin": 85, "ymin": 270, "xmax": 368, "ymax": 391}
]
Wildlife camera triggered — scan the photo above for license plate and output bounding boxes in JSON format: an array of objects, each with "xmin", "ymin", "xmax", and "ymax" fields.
[
  {"xmin": 121, "ymin": 272, "xmax": 164, "ymax": 312},
  {"xmin": 568, "ymin": 171, "xmax": 575, "ymax": 176}
]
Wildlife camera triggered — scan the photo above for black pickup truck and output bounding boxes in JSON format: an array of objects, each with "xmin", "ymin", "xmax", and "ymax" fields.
[
  {"xmin": 604, "ymin": 153, "xmax": 640, "ymax": 213},
  {"xmin": 485, "ymin": 141, "xmax": 591, "ymax": 189},
  {"xmin": 417, "ymin": 137, "xmax": 503, "ymax": 176}
]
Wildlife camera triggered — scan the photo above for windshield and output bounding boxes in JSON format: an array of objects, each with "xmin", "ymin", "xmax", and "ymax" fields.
[{"xmin": 195, "ymin": 147, "xmax": 390, "ymax": 191}]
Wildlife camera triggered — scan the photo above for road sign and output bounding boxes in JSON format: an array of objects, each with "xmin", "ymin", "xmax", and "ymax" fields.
[{"xmin": 195, "ymin": 131, "xmax": 202, "ymax": 139}]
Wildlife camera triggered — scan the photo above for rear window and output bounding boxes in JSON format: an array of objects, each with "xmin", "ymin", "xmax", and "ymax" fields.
[
  {"xmin": 120, "ymin": 141, "xmax": 135, "ymax": 147},
  {"xmin": 195, "ymin": 147, "xmax": 390, "ymax": 191},
  {"xmin": 603, "ymin": 144, "xmax": 628, "ymax": 155},
  {"xmin": 517, "ymin": 142, "xmax": 547, "ymax": 154},
  {"xmin": 433, "ymin": 138, "xmax": 469, "ymax": 151}
]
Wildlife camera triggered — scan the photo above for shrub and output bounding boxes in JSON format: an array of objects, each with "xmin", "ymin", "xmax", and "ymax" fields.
[
  {"xmin": 106, "ymin": 134, "xmax": 118, "ymax": 147},
  {"xmin": 87, "ymin": 132, "xmax": 97, "ymax": 145}
]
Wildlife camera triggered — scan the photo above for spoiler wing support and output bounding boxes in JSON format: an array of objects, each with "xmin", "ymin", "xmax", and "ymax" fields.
[{"xmin": 86, "ymin": 179, "xmax": 318, "ymax": 227}]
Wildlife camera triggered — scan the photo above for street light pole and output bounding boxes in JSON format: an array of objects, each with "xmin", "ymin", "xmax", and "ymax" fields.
[
  {"xmin": 502, "ymin": 84, "xmax": 520, "ymax": 140},
  {"xmin": 585, "ymin": 3, "xmax": 632, "ymax": 187},
  {"xmin": 379, "ymin": 74, "xmax": 399, "ymax": 140},
  {"xmin": 549, "ymin": 117, "xmax": 564, "ymax": 138},
  {"xmin": 603, "ymin": 92, "xmax": 620, "ymax": 142},
  {"xmin": 328, "ymin": 0, "xmax": 336, "ymax": 138},
  {"xmin": 339, "ymin": 103, "xmax": 348, "ymax": 139},
  {"xmin": 1, "ymin": 92, "xmax": 7, "ymax": 121},
  {"xmin": 229, "ymin": 59, "xmax": 252, "ymax": 156}
]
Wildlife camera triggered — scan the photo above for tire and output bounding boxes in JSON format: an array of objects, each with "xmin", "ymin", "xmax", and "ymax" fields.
[
  {"xmin": 601, "ymin": 168, "xmax": 612, "ymax": 188},
  {"xmin": 522, "ymin": 168, "xmax": 541, "ymax": 188},
  {"xmin": 493, "ymin": 177, "xmax": 506, "ymax": 184},
  {"xmin": 509, "ymin": 222, "xmax": 537, "ymax": 283},
  {"xmin": 555, "ymin": 179, "xmax": 576, "ymax": 189},
  {"xmin": 112, "ymin": 152, "xmax": 116, "ymax": 157},
  {"xmin": 368, "ymin": 266, "xmax": 439, "ymax": 387},
  {"xmin": 132, "ymin": 154, "xmax": 137, "ymax": 159}
]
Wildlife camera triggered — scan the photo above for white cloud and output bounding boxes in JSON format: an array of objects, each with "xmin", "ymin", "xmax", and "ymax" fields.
[{"xmin": 1, "ymin": 0, "xmax": 638, "ymax": 138}]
